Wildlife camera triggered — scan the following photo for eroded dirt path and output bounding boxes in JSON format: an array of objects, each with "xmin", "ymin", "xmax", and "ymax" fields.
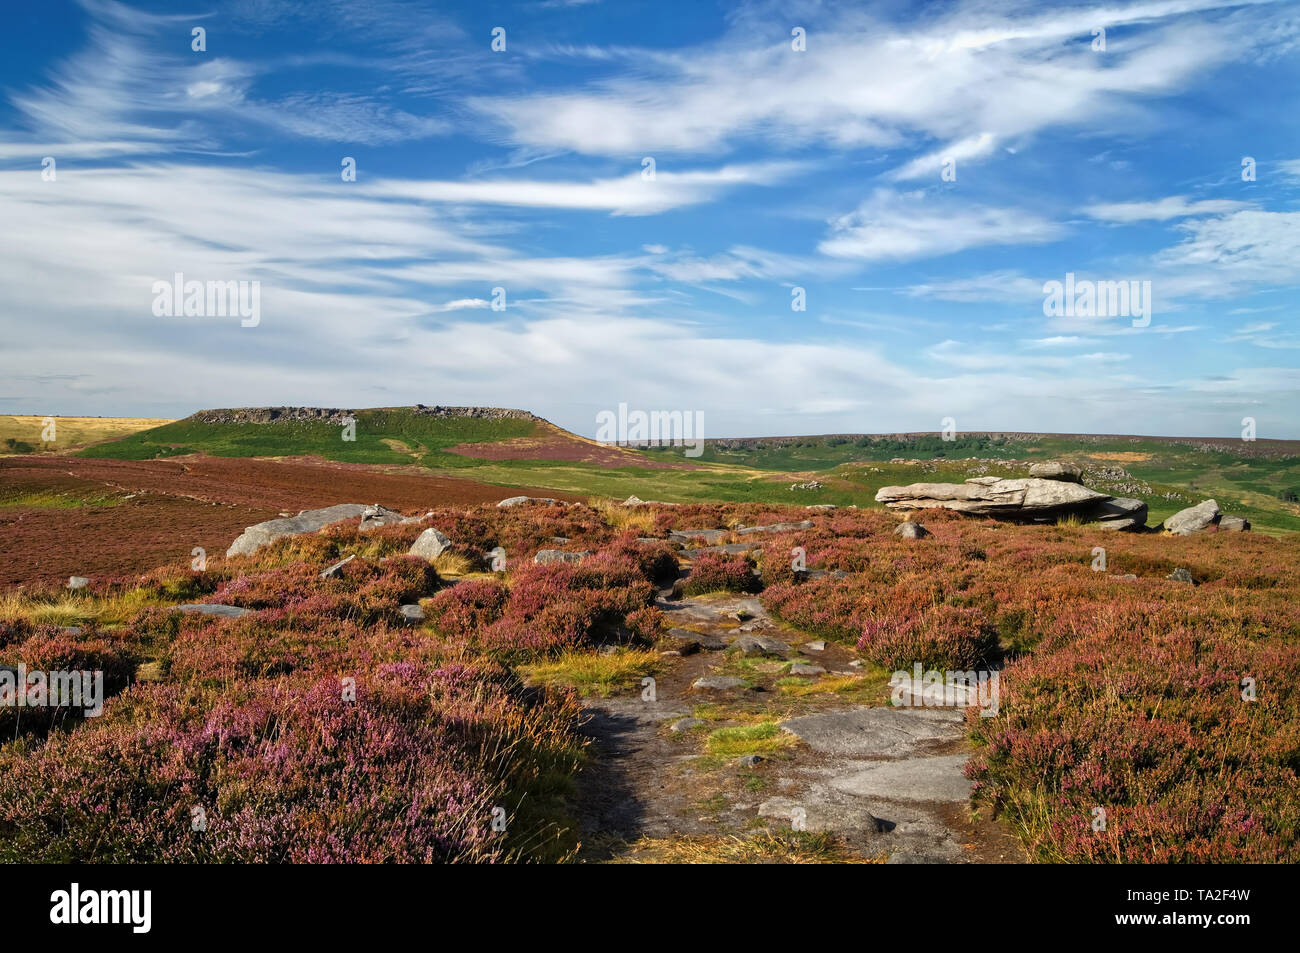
[{"xmin": 575, "ymin": 585, "xmax": 1024, "ymax": 863}]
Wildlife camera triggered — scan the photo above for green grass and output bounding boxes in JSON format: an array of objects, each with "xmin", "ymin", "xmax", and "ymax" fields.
[
  {"xmin": 519, "ymin": 649, "xmax": 663, "ymax": 697},
  {"xmin": 0, "ymin": 486, "xmax": 127, "ymax": 508},
  {"xmin": 703, "ymin": 721, "xmax": 794, "ymax": 759},
  {"xmin": 80, "ymin": 408, "xmax": 538, "ymax": 464}
]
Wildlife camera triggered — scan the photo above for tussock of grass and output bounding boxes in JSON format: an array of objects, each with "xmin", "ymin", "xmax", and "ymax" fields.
[
  {"xmin": 777, "ymin": 674, "xmax": 868, "ymax": 697},
  {"xmin": 433, "ymin": 552, "xmax": 478, "ymax": 576},
  {"xmin": 704, "ymin": 721, "xmax": 793, "ymax": 759},
  {"xmin": 0, "ymin": 589, "xmax": 162, "ymax": 626},
  {"xmin": 520, "ymin": 649, "xmax": 662, "ymax": 697},
  {"xmin": 611, "ymin": 829, "xmax": 880, "ymax": 864},
  {"xmin": 0, "ymin": 487, "xmax": 125, "ymax": 508},
  {"xmin": 588, "ymin": 497, "xmax": 657, "ymax": 534}
]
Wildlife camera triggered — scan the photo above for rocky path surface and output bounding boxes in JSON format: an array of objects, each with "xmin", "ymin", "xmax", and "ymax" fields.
[{"xmin": 574, "ymin": 585, "xmax": 1024, "ymax": 863}]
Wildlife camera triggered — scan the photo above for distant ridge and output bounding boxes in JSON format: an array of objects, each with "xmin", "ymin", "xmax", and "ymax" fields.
[{"xmin": 189, "ymin": 405, "xmax": 542, "ymax": 425}]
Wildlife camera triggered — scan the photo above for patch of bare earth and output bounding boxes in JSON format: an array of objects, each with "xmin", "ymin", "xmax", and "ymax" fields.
[{"xmin": 446, "ymin": 422, "xmax": 701, "ymax": 469}]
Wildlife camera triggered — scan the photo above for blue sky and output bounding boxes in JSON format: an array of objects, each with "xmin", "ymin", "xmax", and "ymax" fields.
[{"xmin": 1, "ymin": 0, "xmax": 1298, "ymax": 438}]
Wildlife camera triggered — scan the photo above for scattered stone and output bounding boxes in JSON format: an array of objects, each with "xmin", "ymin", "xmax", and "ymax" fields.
[
  {"xmin": 320, "ymin": 554, "xmax": 355, "ymax": 578},
  {"xmin": 728, "ymin": 634, "xmax": 790, "ymax": 658},
  {"xmin": 894, "ymin": 521, "xmax": 929, "ymax": 539},
  {"xmin": 800, "ymin": 640, "xmax": 827, "ymax": 654},
  {"xmin": 735, "ymin": 520, "xmax": 814, "ymax": 535},
  {"xmin": 1095, "ymin": 518, "xmax": 1144, "ymax": 532},
  {"xmin": 409, "ymin": 527, "xmax": 452, "ymax": 560},
  {"xmin": 1028, "ymin": 462, "xmax": 1083, "ymax": 483},
  {"xmin": 670, "ymin": 718, "xmax": 705, "ymax": 733},
  {"xmin": 623, "ymin": 495, "xmax": 646, "ymax": 506},
  {"xmin": 1167, "ymin": 567, "xmax": 1196, "ymax": 585},
  {"xmin": 790, "ymin": 481, "xmax": 822, "ymax": 491},
  {"xmin": 399, "ymin": 604, "xmax": 425, "ymax": 624},
  {"xmin": 357, "ymin": 504, "xmax": 408, "ymax": 531},
  {"xmin": 847, "ymin": 659, "xmax": 864, "ymax": 669},
  {"xmin": 549, "ymin": 536, "xmax": 571, "ymax": 544},
  {"xmin": 691, "ymin": 675, "xmax": 746, "ymax": 691},
  {"xmin": 66, "ymin": 576, "xmax": 89, "ymax": 590},
  {"xmin": 172, "ymin": 603, "xmax": 252, "ymax": 619},
  {"xmin": 1164, "ymin": 499, "xmax": 1220, "ymax": 535},
  {"xmin": 876, "ymin": 478, "xmax": 1108, "ymax": 518},
  {"xmin": 738, "ymin": 754, "xmax": 766, "ymax": 767},
  {"xmin": 660, "ymin": 628, "xmax": 726, "ymax": 654},
  {"xmin": 669, "ymin": 528, "xmax": 727, "ymax": 544},
  {"xmin": 683, "ymin": 542, "xmax": 761, "ymax": 557},
  {"xmin": 533, "ymin": 549, "xmax": 591, "ymax": 564},
  {"xmin": 789, "ymin": 663, "xmax": 826, "ymax": 676},
  {"xmin": 227, "ymin": 503, "xmax": 376, "ymax": 557},
  {"xmin": 1116, "ymin": 574, "xmax": 1138, "ymax": 581},
  {"xmin": 497, "ymin": 496, "xmax": 558, "ymax": 507},
  {"xmin": 1219, "ymin": 515, "xmax": 1251, "ymax": 532}
]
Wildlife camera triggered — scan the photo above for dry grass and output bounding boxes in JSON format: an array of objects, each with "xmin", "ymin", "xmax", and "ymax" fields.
[
  {"xmin": 588, "ymin": 497, "xmax": 657, "ymax": 534},
  {"xmin": 519, "ymin": 648, "xmax": 663, "ymax": 697},
  {"xmin": 0, "ymin": 588, "xmax": 162, "ymax": 626},
  {"xmin": 0, "ymin": 415, "xmax": 172, "ymax": 453},
  {"xmin": 610, "ymin": 829, "xmax": 883, "ymax": 864}
]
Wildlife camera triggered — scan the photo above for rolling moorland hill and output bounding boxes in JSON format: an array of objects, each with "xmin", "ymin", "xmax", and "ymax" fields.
[{"xmin": 28, "ymin": 405, "xmax": 1300, "ymax": 533}]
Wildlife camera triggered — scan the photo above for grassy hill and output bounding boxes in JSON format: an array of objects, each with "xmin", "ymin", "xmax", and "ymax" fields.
[
  {"xmin": 1, "ymin": 415, "xmax": 172, "ymax": 454},
  {"xmin": 74, "ymin": 409, "xmax": 1300, "ymax": 532}
]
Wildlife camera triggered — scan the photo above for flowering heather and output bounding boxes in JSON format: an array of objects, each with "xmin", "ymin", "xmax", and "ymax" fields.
[{"xmin": 682, "ymin": 552, "xmax": 760, "ymax": 596}]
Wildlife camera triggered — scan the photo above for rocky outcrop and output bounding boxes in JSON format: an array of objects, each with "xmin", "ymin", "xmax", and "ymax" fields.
[
  {"xmin": 876, "ymin": 478, "xmax": 1108, "ymax": 517},
  {"xmin": 1084, "ymin": 496, "xmax": 1148, "ymax": 531},
  {"xmin": 227, "ymin": 503, "xmax": 379, "ymax": 557},
  {"xmin": 409, "ymin": 528, "xmax": 452, "ymax": 560},
  {"xmin": 1164, "ymin": 499, "xmax": 1220, "ymax": 535},
  {"xmin": 1028, "ymin": 462, "xmax": 1083, "ymax": 483}
]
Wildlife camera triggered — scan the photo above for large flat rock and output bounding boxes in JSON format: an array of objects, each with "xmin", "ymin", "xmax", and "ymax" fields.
[
  {"xmin": 780, "ymin": 707, "xmax": 961, "ymax": 758},
  {"xmin": 227, "ymin": 503, "xmax": 374, "ymax": 557},
  {"xmin": 830, "ymin": 754, "xmax": 972, "ymax": 803},
  {"xmin": 875, "ymin": 478, "xmax": 1108, "ymax": 516}
]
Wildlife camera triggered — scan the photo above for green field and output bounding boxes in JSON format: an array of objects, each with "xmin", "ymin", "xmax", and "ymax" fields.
[{"xmin": 76, "ymin": 411, "xmax": 1300, "ymax": 533}]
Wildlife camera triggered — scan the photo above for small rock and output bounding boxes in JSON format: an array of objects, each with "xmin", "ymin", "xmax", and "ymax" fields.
[
  {"xmin": 789, "ymin": 663, "xmax": 826, "ymax": 676},
  {"xmin": 320, "ymin": 554, "xmax": 355, "ymax": 579},
  {"xmin": 358, "ymin": 504, "xmax": 406, "ymax": 531},
  {"xmin": 691, "ymin": 675, "xmax": 746, "ymax": 691},
  {"xmin": 670, "ymin": 718, "xmax": 705, "ymax": 733},
  {"xmin": 661, "ymin": 628, "xmax": 726, "ymax": 653},
  {"xmin": 848, "ymin": 659, "xmax": 864, "ymax": 669},
  {"xmin": 1167, "ymin": 567, "xmax": 1196, "ymax": 585},
  {"xmin": 172, "ymin": 603, "xmax": 252, "ymax": 619},
  {"xmin": 728, "ymin": 634, "xmax": 791, "ymax": 658},
  {"xmin": 800, "ymin": 640, "xmax": 827, "ymax": 653},
  {"xmin": 533, "ymin": 549, "xmax": 592, "ymax": 564},
  {"xmin": 66, "ymin": 576, "xmax": 89, "ymax": 590},
  {"xmin": 409, "ymin": 527, "xmax": 452, "ymax": 560},
  {"xmin": 1116, "ymin": 573, "xmax": 1138, "ymax": 581},
  {"xmin": 738, "ymin": 754, "xmax": 765, "ymax": 768},
  {"xmin": 893, "ymin": 521, "xmax": 929, "ymax": 539},
  {"xmin": 399, "ymin": 603, "xmax": 425, "ymax": 623},
  {"xmin": 497, "ymin": 496, "xmax": 558, "ymax": 507},
  {"xmin": 623, "ymin": 495, "xmax": 646, "ymax": 506},
  {"xmin": 1218, "ymin": 515, "xmax": 1250, "ymax": 532}
]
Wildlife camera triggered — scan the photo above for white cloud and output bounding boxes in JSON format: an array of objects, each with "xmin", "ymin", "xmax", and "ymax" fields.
[
  {"xmin": 819, "ymin": 191, "xmax": 1063, "ymax": 261},
  {"xmin": 1085, "ymin": 195, "xmax": 1250, "ymax": 222},
  {"xmin": 362, "ymin": 162, "xmax": 805, "ymax": 216}
]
